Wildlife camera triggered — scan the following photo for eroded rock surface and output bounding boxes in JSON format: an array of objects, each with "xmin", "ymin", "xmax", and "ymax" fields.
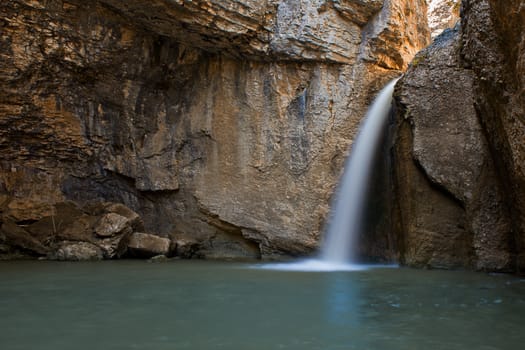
[
  {"xmin": 0, "ymin": 0, "xmax": 429, "ymax": 260},
  {"xmin": 394, "ymin": 0, "xmax": 525, "ymax": 272},
  {"xmin": 394, "ymin": 27, "xmax": 512, "ymax": 270},
  {"xmin": 462, "ymin": 0, "xmax": 525, "ymax": 272},
  {"xmin": 426, "ymin": 0, "xmax": 460, "ymax": 38}
]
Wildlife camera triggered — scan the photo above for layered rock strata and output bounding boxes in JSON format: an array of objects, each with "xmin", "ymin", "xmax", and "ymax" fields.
[
  {"xmin": 394, "ymin": 0, "xmax": 525, "ymax": 272},
  {"xmin": 0, "ymin": 0, "xmax": 429, "ymax": 260}
]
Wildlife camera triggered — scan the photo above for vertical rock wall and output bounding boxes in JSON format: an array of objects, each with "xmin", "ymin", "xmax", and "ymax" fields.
[
  {"xmin": 462, "ymin": 0, "xmax": 525, "ymax": 272},
  {"xmin": 0, "ymin": 0, "xmax": 429, "ymax": 259},
  {"xmin": 394, "ymin": 0, "xmax": 525, "ymax": 272},
  {"xmin": 426, "ymin": 0, "xmax": 460, "ymax": 38}
]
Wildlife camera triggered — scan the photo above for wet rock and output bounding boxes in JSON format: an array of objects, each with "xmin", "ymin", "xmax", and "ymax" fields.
[
  {"xmin": 148, "ymin": 254, "xmax": 169, "ymax": 263},
  {"xmin": 127, "ymin": 232, "xmax": 171, "ymax": 258},
  {"xmin": 56, "ymin": 214, "xmax": 97, "ymax": 243}
]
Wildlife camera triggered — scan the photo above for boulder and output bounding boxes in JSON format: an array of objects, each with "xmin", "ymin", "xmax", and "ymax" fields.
[
  {"xmin": 148, "ymin": 254, "xmax": 169, "ymax": 263},
  {"xmin": 0, "ymin": 219, "xmax": 48, "ymax": 256},
  {"xmin": 85, "ymin": 202, "xmax": 144, "ymax": 231},
  {"xmin": 174, "ymin": 237, "xmax": 202, "ymax": 259},
  {"xmin": 127, "ymin": 232, "xmax": 171, "ymax": 258},
  {"xmin": 95, "ymin": 213, "xmax": 132, "ymax": 238},
  {"xmin": 0, "ymin": 199, "xmax": 142, "ymax": 260},
  {"xmin": 393, "ymin": 14, "xmax": 519, "ymax": 271},
  {"xmin": 51, "ymin": 241, "xmax": 103, "ymax": 261},
  {"xmin": 55, "ymin": 214, "xmax": 97, "ymax": 243}
]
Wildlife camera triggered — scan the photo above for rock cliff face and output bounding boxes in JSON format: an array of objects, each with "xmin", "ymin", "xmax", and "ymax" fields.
[
  {"xmin": 426, "ymin": 0, "xmax": 460, "ymax": 38},
  {"xmin": 394, "ymin": 0, "xmax": 525, "ymax": 272},
  {"xmin": 0, "ymin": 0, "xmax": 429, "ymax": 260}
]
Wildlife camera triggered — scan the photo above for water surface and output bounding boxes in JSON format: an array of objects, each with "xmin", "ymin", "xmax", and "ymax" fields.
[{"xmin": 0, "ymin": 260, "xmax": 524, "ymax": 350}]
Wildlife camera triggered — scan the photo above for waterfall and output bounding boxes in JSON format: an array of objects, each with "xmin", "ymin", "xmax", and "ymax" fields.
[
  {"xmin": 320, "ymin": 78, "xmax": 399, "ymax": 264},
  {"xmin": 254, "ymin": 79, "xmax": 399, "ymax": 272}
]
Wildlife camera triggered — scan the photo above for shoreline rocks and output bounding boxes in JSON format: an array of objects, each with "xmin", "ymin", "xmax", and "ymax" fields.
[{"xmin": 0, "ymin": 198, "xmax": 173, "ymax": 261}]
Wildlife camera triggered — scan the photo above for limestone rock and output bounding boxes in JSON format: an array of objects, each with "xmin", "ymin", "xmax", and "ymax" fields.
[
  {"xmin": 331, "ymin": 0, "xmax": 384, "ymax": 26},
  {"xmin": 98, "ymin": 0, "xmax": 386, "ymax": 64},
  {"xmin": 361, "ymin": 0, "xmax": 430, "ymax": 70},
  {"xmin": 174, "ymin": 237, "xmax": 203, "ymax": 259},
  {"xmin": 4, "ymin": 199, "xmax": 54, "ymax": 223},
  {"xmin": 398, "ymin": 29, "xmax": 485, "ymax": 204},
  {"xmin": 51, "ymin": 241, "xmax": 103, "ymax": 261},
  {"xmin": 93, "ymin": 212, "xmax": 134, "ymax": 258},
  {"xmin": 127, "ymin": 232, "xmax": 172, "ymax": 258},
  {"xmin": 148, "ymin": 254, "xmax": 169, "ymax": 263},
  {"xmin": 0, "ymin": 0, "xmax": 429, "ymax": 260},
  {"xmin": 461, "ymin": 0, "xmax": 525, "ymax": 272},
  {"xmin": 426, "ymin": 0, "xmax": 460, "ymax": 38},
  {"xmin": 0, "ymin": 198, "xmax": 142, "ymax": 260},
  {"xmin": 55, "ymin": 214, "xmax": 97, "ymax": 243},
  {"xmin": 87, "ymin": 202, "xmax": 144, "ymax": 231},
  {"xmin": 97, "ymin": 235, "xmax": 131, "ymax": 259},
  {"xmin": 393, "ymin": 0, "xmax": 525, "ymax": 272},
  {"xmin": 95, "ymin": 213, "xmax": 132, "ymax": 238},
  {"xmin": 0, "ymin": 219, "xmax": 48, "ymax": 256}
]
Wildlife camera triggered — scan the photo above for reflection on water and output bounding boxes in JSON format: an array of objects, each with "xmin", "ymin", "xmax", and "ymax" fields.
[
  {"xmin": 323, "ymin": 273, "xmax": 360, "ymax": 327},
  {"xmin": 0, "ymin": 260, "xmax": 524, "ymax": 350}
]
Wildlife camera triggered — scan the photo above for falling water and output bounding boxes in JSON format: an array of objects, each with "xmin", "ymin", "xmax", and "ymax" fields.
[
  {"xmin": 320, "ymin": 78, "xmax": 399, "ymax": 264},
  {"xmin": 254, "ymin": 78, "xmax": 399, "ymax": 272}
]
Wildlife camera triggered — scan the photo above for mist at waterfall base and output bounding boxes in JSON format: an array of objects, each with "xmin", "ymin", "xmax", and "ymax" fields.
[{"xmin": 259, "ymin": 78, "xmax": 399, "ymax": 272}]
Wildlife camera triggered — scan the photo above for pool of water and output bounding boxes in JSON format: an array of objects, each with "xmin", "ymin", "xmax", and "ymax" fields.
[{"xmin": 0, "ymin": 260, "xmax": 524, "ymax": 350}]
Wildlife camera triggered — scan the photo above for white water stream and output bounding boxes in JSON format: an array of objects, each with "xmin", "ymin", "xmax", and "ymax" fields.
[
  {"xmin": 320, "ymin": 78, "xmax": 399, "ymax": 264},
  {"xmin": 257, "ymin": 78, "xmax": 399, "ymax": 272}
]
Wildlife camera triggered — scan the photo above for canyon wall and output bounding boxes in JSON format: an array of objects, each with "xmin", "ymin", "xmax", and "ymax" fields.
[
  {"xmin": 394, "ymin": 0, "xmax": 525, "ymax": 272},
  {"xmin": 426, "ymin": 0, "xmax": 460, "ymax": 38},
  {"xmin": 0, "ymin": 0, "xmax": 429, "ymax": 260}
]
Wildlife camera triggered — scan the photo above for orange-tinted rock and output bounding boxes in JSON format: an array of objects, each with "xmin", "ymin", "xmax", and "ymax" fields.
[{"xmin": 0, "ymin": 0, "xmax": 429, "ymax": 260}]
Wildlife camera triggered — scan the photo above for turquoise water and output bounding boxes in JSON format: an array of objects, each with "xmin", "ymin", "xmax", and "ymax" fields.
[{"xmin": 0, "ymin": 260, "xmax": 524, "ymax": 350}]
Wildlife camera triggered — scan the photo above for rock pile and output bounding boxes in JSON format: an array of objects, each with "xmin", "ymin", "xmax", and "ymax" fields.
[{"xmin": 0, "ymin": 198, "xmax": 172, "ymax": 260}]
